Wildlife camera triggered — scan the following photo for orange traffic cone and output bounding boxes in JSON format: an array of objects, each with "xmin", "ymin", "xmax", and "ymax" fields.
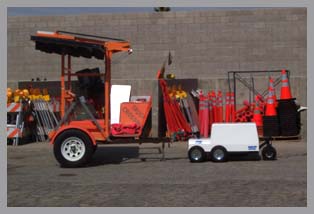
[
  {"xmin": 230, "ymin": 92, "xmax": 235, "ymax": 122},
  {"xmin": 216, "ymin": 91, "xmax": 223, "ymax": 122},
  {"xmin": 210, "ymin": 91, "xmax": 217, "ymax": 122},
  {"xmin": 253, "ymin": 97, "xmax": 263, "ymax": 126},
  {"xmin": 265, "ymin": 87, "xmax": 277, "ymax": 116},
  {"xmin": 269, "ymin": 76, "xmax": 278, "ymax": 107},
  {"xmin": 280, "ymin": 69, "xmax": 292, "ymax": 100},
  {"xmin": 225, "ymin": 92, "xmax": 230, "ymax": 122}
]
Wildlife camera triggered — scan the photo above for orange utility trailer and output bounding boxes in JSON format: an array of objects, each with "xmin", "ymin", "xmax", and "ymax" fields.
[{"xmin": 31, "ymin": 31, "xmax": 170, "ymax": 167}]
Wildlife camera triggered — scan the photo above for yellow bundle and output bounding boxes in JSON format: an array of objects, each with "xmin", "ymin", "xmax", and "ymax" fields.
[
  {"xmin": 8, "ymin": 88, "xmax": 31, "ymax": 102},
  {"xmin": 42, "ymin": 88, "xmax": 50, "ymax": 101},
  {"xmin": 7, "ymin": 88, "xmax": 13, "ymax": 103},
  {"xmin": 27, "ymin": 88, "xmax": 50, "ymax": 101}
]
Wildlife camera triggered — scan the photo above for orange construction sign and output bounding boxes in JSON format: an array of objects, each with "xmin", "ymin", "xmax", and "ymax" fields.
[{"xmin": 119, "ymin": 98, "xmax": 152, "ymax": 130}]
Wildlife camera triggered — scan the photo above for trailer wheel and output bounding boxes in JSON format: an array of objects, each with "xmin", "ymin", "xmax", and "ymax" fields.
[
  {"xmin": 188, "ymin": 146, "xmax": 205, "ymax": 162},
  {"xmin": 53, "ymin": 129, "xmax": 94, "ymax": 168},
  {"xmin": 211, "ymin": 146, "xmax": 228, "ymax": 162},
  {"xmin": 262, "ymin": 145, "xmax": 277, "ymax": 160},
  {"xmin": 92, "ymin": 143, "xmax": 98, "ymax": 154}
]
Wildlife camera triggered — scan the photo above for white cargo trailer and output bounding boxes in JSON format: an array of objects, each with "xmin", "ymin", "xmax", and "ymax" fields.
[{"xmin": 188, "ymin": 123, "xmax": 277, "ymax": 162}]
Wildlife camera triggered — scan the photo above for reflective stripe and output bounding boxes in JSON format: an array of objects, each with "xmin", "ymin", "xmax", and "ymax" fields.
[
  {"xmin": 254, "ymin": 109, "xmax": 261, "ymax": 114},
  {"xmin": 282, "ymin": 82, "xmax": 289, "ymax": 87},
  {"xmin": 200, "ymin": 103, "xmax": 209, "ymax": 107},
  {"xmin": 7, "ymin": 127, "xmax": 22, "ymax": 138},
  {"xmin": 282, "ymin": 74, "xmax": 288, "ymax": 80},
  {"xmin": 7, "ymin": 103, "xmax": 22, "ymax": 112},
  {"xmin": 267, "ymin": 99, "xmax": 274, "ymax": 104}
]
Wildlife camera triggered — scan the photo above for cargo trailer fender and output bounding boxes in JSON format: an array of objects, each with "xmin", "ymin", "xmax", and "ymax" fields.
[{"xmin": 49, "ymin": 125, "xmax": 97, "ymax": 146}]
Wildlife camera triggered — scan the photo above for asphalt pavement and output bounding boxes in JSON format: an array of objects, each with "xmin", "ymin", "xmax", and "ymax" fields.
[{"xmin": 7, "ymin": 139, "xmax": 307, "ymax": 207}]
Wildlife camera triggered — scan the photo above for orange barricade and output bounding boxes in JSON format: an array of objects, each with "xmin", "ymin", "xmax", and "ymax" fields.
[
  {"xmin": 7, "ymin": 103, "xmax": 22, "ymax": 113},
  {"xmin": 7, "ymin": 127, "xmax": 22, "ymax": 139}
]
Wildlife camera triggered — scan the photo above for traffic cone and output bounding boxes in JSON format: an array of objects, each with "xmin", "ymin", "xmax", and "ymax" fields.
[
  {"xmin": 265, "ymin": 87, "xmax": 277, "ymax": 116},
  {"xmin": 208, "ymin": 92, "xmax": 214, "ymax": 133},
  {"xmin": 203, "ymin": 97, "xmax": 209, "ymax": 138},
  {"xmin": 280, "ymin": 69, "xmax": 292, "ymax": 100},
  {"xmin": 225, "ymin": 92, "xmax": 230, "ymax": 122},
  {"xmin": 198, "ymin": 91, "xmax": 204, "ymax": 136},
  {"xmin": 217, "ymin": 91, "xmax": 223, "ymax": 122},
  {"xmin": 230, "ymin": 92, "xmax": 235, "ymax": 122},
  {"xmin": 253, "ymin": 97, "xmax": 263, "ymax": 126},
  {"xmin": 199, "ymin": 91, "xmax": 209, "ymax": 137},
  {"xmin": 269, "ymin": 76, "xmax": 277, "ymax": 107},
  {"xmin": 210, "ymin": 91, "xmax": 217, "ymax": 122}
]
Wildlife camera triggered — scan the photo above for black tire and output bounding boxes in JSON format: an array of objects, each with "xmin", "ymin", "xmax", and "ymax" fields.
[
  {"xmin": 53, "ymin": 129, "xmax": 94, "ymax": 168},
  {"xmin": 211, "ymin": 146, "xmax": 228, "ymax": 162},
  {"xmin": 92, "ymin": 143, "xmax": 98, "ymax": 154},
  {"xmin": 262, "ymin": 145, "xmax": 277, "ymax": 161},
  {"xmin": 188, "ymin": 146, "xmax": 205, "ymax": 163}
]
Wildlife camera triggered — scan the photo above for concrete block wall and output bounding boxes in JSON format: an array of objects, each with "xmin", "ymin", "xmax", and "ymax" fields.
[{"xmin": 7, "ymin": 8, "xmax": 307, "ymax": 138}]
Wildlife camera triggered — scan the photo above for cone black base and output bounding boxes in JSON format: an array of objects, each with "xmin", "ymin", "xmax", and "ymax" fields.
[
  {"xmin": 277, "ymin": 98, "xmax": 300, "ymax": 136},
  {"xmin": 263, "ymin": 116, "xmax": 280, "ymax": 137}
]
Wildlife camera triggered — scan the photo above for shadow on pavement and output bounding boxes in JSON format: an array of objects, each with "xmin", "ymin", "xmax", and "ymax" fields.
[
  {"xmin": 87, "ymin": 146, "xmax": 140, "ymax": 166},
  {"xmin": 7, "ymin": 138, "xmax": 39, "ymax": 146},
  {"xmin": 86, "ymin": 146, "xmax": 188, "ymax": 167}
]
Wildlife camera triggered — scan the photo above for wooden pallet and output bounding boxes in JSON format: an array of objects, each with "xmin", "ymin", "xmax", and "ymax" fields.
[{"xmin": 259, "ymin": 135, "xmax": 301, "ymax": 141}]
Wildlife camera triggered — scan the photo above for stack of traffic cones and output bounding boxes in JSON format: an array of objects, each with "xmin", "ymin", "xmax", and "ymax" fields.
[
  {"xmin": 277, "ymin": 69, "xmax": 299, "ymax": 136},
  {"xmin": 269, "ymin": 76, "xmax": 278, "ymax": 107},
  {"xmin": 209, "ymin": 91, "xmax": 217, "ymax": 123},
  {"xmin": 225, "ymin": 92, "xmax": 231, "ymax": 122},
  {"xmin": 252, "ymin": 96, "xmax": 263, "ymax": 136},
  {"xmin": 234, "ymin": 100, "xmax": 254, "ymax": 122},
  {"xmin": 199, "ymin": 92, "xmax": 209, "ymax": 138},
  {"xmin": 263, "ymin": 79, "xmax": 280, "ymax": 137},
  {"xmin": 216, "ymin": 91, "xmax": 223, "ymax": 122},
  {"xmin": 229, "ymin": 92, "xmax": 235, "ymax": 122},
  {"xmin": 208, "ymin": 92, "xmax": 214, "ymax": 134}
]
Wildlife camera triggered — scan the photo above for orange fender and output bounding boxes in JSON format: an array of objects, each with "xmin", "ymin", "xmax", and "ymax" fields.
[{"xmin": 49, "ymin": 125, "xmax": 97, "ymax": 146}]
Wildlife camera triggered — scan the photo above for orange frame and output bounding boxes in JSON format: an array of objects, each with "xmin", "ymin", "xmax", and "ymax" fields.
[{"xmin": 36, "ymin": 31, "xmax": 131, "ymax": 144}]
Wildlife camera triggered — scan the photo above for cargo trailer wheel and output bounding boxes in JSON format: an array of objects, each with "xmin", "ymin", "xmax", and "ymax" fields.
[
  {"xmin": 211, "ymin": 146, "xmax": 228, "ymax": 162},
  {"xmin": 188, "ymin": 146, "xmax": 205, "ymax": 162},
  {"xmin": 53, "ymin": 129, "xmax": 94, "ymax": 168},
  {"xmin": 262, "ymin": 145, "xmax": 277, "ymax": 160}
]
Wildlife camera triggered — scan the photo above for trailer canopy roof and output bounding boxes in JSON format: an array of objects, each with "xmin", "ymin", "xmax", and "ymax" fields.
[{"xmin": 30, "ymin": 31, "xmax": 130, "ymax": 60}]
